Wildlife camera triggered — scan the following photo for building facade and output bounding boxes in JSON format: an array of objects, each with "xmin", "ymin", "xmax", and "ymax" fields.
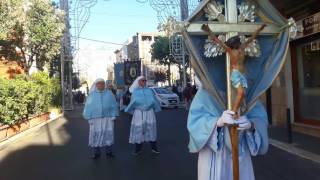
[
  {"xmin": 269, "ymin": 0, "xmax": 320, "ymax": 137},
  {"xmin": 115, "ymin": 32, "xmax": 179, "ymax": 86}
]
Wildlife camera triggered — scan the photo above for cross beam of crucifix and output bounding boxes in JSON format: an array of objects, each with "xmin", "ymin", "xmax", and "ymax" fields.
[{"xmin": 186, "ymin": 22, "xmax": 279, "ymax": 35}]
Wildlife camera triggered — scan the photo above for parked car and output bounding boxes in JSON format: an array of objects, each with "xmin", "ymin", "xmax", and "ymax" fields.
[{"xmin": 150, "ymin": 87, "xmax": 180, "ymax": 108}]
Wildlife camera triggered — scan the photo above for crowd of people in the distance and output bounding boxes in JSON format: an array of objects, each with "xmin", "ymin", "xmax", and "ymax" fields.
[
  {"xmin": 73, "ymin": 91, "xmax": 86, "ymax": 104},
  {"xmin": 162, "ymin": 83, "xmax": 198, "ymax": 111}
]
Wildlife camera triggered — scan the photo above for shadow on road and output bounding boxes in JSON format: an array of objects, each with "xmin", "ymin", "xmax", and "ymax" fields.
[{"xmin": 0, "ymin": 106, "xmax": 197, "ymax": 180}]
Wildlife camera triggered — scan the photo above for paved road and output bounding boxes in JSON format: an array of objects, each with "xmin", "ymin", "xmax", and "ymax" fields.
[{"xmin": 0, "ymin": 106, "xmax": 319, "ymax": 180}]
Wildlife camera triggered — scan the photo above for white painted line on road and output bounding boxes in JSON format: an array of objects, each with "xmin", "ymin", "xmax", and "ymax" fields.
[{"xmin": 269, "ymin": 139, "xmax": 320, "ymax": 164}]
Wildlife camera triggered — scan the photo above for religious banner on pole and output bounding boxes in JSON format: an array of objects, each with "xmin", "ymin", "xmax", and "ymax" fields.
[
  {"xmin": 181, "ymin": 0, "xmax": 296, "ymax": 179},
  {"xmin": 114, "ymin": 62, "xmax": 125, "ymax": 87},
  {"xmin": 124, "ymin": 60, "xmax": 141, "ymax": 85}
]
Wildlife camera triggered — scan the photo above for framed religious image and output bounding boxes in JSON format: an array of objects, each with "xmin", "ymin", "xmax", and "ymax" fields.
[{"xmin": 124, "ymin": 61, "xmax": 141, "ymax": 85}]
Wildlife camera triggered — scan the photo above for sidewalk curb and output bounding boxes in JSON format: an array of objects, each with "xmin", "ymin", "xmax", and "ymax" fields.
[
  {"xmin": 269, "ymin": 138, "xmax": 320, "ymax": 164},
  {"xmin": 0, "ymin": 114, "xmax": 63, "ymax": 151}
]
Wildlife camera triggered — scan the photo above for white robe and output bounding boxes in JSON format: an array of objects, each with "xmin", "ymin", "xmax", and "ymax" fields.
[
  {"xmin": 88, "ymin": 117, "xmax": 115, "ymax": 147},
  {"xmin": 129, "ymin": 109, "xmax": 157, "ymax": 144},
  {"xmin": 198, "ymin": 128, "xmax": 255, "ymax": 180}
]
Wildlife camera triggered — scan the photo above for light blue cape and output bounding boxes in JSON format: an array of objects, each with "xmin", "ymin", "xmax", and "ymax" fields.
[
  {"xmin": 125, "ymin": 87, "xmax": 161, "ymax": 114},
  {"xmin": 83, "ymin": 89, "xmax": 119, "ymax": 120}
]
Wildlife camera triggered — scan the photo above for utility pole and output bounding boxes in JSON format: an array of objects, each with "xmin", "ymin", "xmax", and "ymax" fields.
[
  {"xmin": 180, "ymin": 0, "xmax": 189, "ymax": 20},
  {"xmin": 180, "ymin": 0, "xmax": 188, "ymax": 88},
  {"xmin": 60, "ymin": 0, "xmax": 73, "ymax": 111}
]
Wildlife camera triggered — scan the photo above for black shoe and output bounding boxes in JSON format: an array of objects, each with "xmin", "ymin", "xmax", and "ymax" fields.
[
  {"xmin": 91, "ymin": 147, "xmax": 101, "ymax": 159},
  {"xmin": 91, "ymin": 153, "xmax": 101, "ymax": 159},
  {"xmin": 132, "ymin": 143, "xmax": 142, "ymax": 156},
  {"xmin": 132, "ymin": 149, "xmax": 142, "ymax": 156},
  {"xmin": 151, "ymin": 148, "xmax": 160, "ymax": 154},
  {"xmin": 106, "ymin": 152, "xmax": 115, "ymax": 158},
  {"xmin": 150, "ymin": 142, "xmax": 160, "ymax": 154}
]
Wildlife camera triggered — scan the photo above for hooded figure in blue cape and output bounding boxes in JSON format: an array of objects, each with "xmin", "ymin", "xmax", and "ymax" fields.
[
  {"xmin": 188, "ymin": 79, "xmax": 268, "ymax": 180},
  {"xmin": 184, "ymin": 0, "xmax": 292, "ymax": 178},
  {"xmin": 125, "ymin": 76, "xmax": 161, "ymax": 155},
  {"xmin": 83, "ymin": 78, "xmax": 119, "ymax": 159}
]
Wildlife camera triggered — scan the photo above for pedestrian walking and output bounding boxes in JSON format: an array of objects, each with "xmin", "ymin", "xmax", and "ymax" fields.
[
  {"xmin": 192, "ymin": 85, "xmax": 198, "ymax": 96},
  {"xmin": 116, "ymin": 87, "xmax": 125, "ymax": 111},
  {"xmin": 125, "ymin": 76, "xmax": 162, "ymax": 155},
  {"xmin": 177, "ymin": 84, "xmax": 183, "ymax": 101},
  {"xmin": 106, "ymin": 82, "xmax": 117, "ymax": 96},
  {"xmin": 172, "ymin": 84, "xmax": 178, "ymax": 94},
  {"xmin": 122, "ymin": 87, "xmax": 131, "ymax": 107},
  {"xmin": 183, "ymin": 83, "xmax": 194, "ymax": 111},
  {"xmin": 83, "ymin": 78, "xmax": 119, "ymax": 159}
]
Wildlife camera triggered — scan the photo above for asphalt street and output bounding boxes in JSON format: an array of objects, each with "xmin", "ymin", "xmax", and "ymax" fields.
[{"xmin": 0, "ymin": 106, "xmax": 319, "ymax": 180}]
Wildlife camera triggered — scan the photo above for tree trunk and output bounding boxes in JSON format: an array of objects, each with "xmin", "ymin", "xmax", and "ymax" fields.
[{"xmin": 16, "ymin": 46, "xmax": 29, "ymax": 73}]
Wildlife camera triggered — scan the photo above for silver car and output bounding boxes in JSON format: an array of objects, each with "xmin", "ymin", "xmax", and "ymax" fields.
[{"xmin": 150, "ymin": 87, "xmax": 180, "ymax": 108}]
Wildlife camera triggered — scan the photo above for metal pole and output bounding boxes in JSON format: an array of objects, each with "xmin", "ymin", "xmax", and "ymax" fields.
[
  {"xmin": 286, "ymin": 108, "xmax": 293, "ymax": 143},
  {"xmin": 180, "ymin": 0, "xmax": 188, "ymax": 87},
  {"xmin": 68, "ymin": 60, "xmax": 74, "ymax": 110},
  {"xmin": 60, "ymin": 0, "xmax": 65, "ymax": 112},
  {"xmin": 266, "ymin": 88, "xmax": 273, "ymax": 124},
  {"xmin": 180, "ymin": 0, "xmax": 188, "ymax": 21},
  {"xmin": 60, "ymin": 43, "xmax": 65, "ymax": 112},
  {"xmin": 64, "ymin": 0, "xmax": 73, "ymax": 110},
  {"xmin": 182, "ymin": 43, "xmax": 187, "ymax": 87}
]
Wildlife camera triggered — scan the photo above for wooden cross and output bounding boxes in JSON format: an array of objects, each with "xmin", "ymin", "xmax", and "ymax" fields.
[{"xmin": 185, "ymin": 1, "xmax": 280, "ymax": 180}]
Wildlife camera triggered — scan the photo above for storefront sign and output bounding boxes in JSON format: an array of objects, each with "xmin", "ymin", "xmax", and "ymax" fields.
[
  {"xmin": 303, "ymin": 12, "xmax": 320, "ymax": 35},
  {"xmin": 295, "ymin": 12, "xmax": 320, "ymax": 39}
]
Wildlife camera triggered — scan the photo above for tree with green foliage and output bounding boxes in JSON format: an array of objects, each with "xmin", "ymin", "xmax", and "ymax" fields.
[
  {"xmin": 151, "ymin": 36, "xmax": 173, "ymax": 86},
  {"xmin": 0, "ymin": 0, "xmax": 24, "ymax": 40},
  {"xmin": 0, "ymin": 0, "xmax": 25, "ymax": 62},
  {"xmin": 151, "ymin": 36, "xmax": 189, "ymax": 86},
  {"xmin": 25, "ymin": 0, "xmax": 65, "ymax": 71},
  {"xmin": 0, "ymin": 0, "xmax": 65, "ymax": 73}
]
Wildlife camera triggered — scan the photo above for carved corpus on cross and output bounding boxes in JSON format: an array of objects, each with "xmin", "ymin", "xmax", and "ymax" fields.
[{"xmin": 181, "ymin": 0, "xmax": 292, "ymax": 180}]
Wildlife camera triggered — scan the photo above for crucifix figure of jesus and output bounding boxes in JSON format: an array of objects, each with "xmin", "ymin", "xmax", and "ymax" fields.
[{"xmin": 201, "ymin": 23, "xmax": 266, "ymax": 118}]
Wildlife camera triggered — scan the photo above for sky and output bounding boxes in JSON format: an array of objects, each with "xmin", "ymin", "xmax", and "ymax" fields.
[
  {"xmin": 56, "ymin": 0, "xmax": 200, "ymax": 83},
  {"xmin": 66, "ymin": 0, "xmax": 160, "ymax": 82},
  {"xmin": 72, "ymin": 0, "xmax": 159, "ymax": 50}
]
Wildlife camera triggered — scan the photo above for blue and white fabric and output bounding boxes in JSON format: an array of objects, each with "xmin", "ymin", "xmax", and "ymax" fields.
[{"xmin": 129, "ymin": 109, "xmax": 157, "ymax": 144}]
